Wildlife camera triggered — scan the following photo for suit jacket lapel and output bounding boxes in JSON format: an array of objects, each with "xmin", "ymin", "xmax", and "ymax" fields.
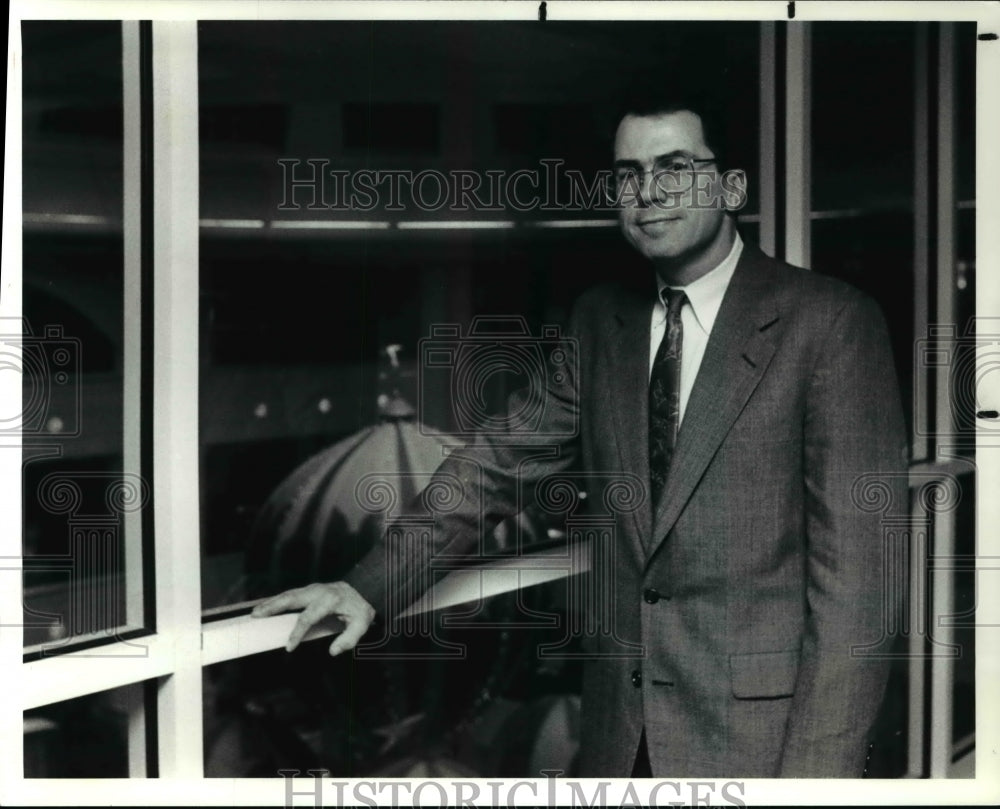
[
  {"xmin": 648, "ymin": 247, "xmax": 783, "ymax": 559},
  {"xmin": 602, "ymin": 285, "xmax": 653, "ymax": 569}
]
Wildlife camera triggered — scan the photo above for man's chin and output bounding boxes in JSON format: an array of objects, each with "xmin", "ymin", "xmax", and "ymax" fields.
[{"xmin": 634, "ymin": 240, "xmax": 685, "ymax": 263}]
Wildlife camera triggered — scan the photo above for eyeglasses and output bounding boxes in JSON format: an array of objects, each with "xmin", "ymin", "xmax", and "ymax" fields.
[{"xmin": 605, "ymin": 154, "xmax": 717, "ymax": 205}]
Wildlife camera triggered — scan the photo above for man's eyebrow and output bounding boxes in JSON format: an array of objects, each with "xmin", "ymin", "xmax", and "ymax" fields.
[{"xmin": 613, "ymin": 150, "xmax": 693, "ymax": 168}]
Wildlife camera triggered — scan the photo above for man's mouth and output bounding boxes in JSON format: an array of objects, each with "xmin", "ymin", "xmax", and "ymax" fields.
[{"xmin": 636, "ymin": 216, "xmax": 680, "ymax": 231}]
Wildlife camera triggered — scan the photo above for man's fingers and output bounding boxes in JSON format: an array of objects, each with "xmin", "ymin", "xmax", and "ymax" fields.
[
  {"xmin": 286, "ymin": 602, "xmax": 327, "ymax": 652},
  {"xmin": 329, "ymin": 615, "xmax": 368, "ymax": 657},
  {"xmin": 249, "ymin": 581, "xmax": 375, "ymax": 653},
  {"xmin": 251, "ymin": 599, "xmax": 282, "ymax": 617},
  {"xmin": 251, "ymin": 588, "xmax": 302, "ymax": 617}
]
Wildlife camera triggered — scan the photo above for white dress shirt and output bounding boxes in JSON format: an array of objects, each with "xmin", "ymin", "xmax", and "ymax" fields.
[{"xmin": 649, "ymin": 233, "xmax": 743, "ymax": 425}]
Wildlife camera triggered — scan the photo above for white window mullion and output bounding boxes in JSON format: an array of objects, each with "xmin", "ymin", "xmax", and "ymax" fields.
[
  {"xmin": 126, "ymin": 682, "xmax": 148, "ymax": 778},
  {"xmin": 20, "ymin": 635, "xmax": 176, "ymax": 711},
  {"xmin": 934, "ymin": 23, "xmax": 956, "ymax": 445},
  {"xmin": 977, "ymin": 4, "xmax": 1000, "ymax": 790},
  {"xmin": 758, "ymin": 21, "xmax": 777, "ymax": 258},
  {"xmin": 908, "ymin": 23, "xmax": 932, "ymax": 776},
  {"xmin": 785, "ymin": 21, "xmax": 811, "ymax": 269},
  {"xmin": 151, "ymin": 19, "xmax": 203, "ymax": 778},
  {"xmin": 928, "ymin": 22, "xmax": 957, "ymax": 778},
  {"xmin": 1, "ymin": 18, "xmax": 26, "ymax": 799},
  {"xmin": 912, "ymin": 23, "xmax": 931, "ymax": 465},
  {"xmin": 907, "ymin": 496, "xmax": 927, "ymax": 777},
  {"xmin": 122, "ymin": 21, "xmax": 145, "ymax": 632},
  {"xmin": 123, "ymin": 18, "xmax": 148, "ymax": 777},
  {"xmin": 929, "ymin": 505, "xmax": 955, "ymax": 778}
]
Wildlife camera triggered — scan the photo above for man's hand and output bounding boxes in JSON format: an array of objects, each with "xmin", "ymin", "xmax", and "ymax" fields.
[{"xmin": 251, "ymin": 581, "xmax": 376, "ymax": 656}]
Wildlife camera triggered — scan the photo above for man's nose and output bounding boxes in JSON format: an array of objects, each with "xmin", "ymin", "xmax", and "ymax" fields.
[
  {"xmin": 634, "ymin": 169, "xmax": 680, "ymax": 209},
  {"xmin": 634, "ymin": 170, "xmax": 658, "ymax": 208}
]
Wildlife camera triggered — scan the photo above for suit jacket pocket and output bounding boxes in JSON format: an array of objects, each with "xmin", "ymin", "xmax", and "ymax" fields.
[{"xmin": 730, "ymin": 649, "xmax": 799, "ymax": 699}]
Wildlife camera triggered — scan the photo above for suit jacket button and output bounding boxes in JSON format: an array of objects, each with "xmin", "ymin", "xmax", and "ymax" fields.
[
  {"xmin": 631, "ymin": 669, "xmax": 642, "ymax": 688},
  {"xmin": 643, "ymin": 588, "xmax": 660, "ymax": 604}
]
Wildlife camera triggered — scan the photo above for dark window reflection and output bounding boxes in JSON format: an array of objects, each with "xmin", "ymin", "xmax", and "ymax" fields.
[
  {"xmin": 811, "ymin": 213, "xmax": 916, "ymax": 438},
  {"xmin": 204, "ymin": 587, "xmax": 584, "ymax": 777},
  {"xmin": 24, "ymin": 683, "xmax": 145, "ymax": 778},
  {"xmin": 955, "ymin": 24, "xmax": 975, "ymax": 205},
  {"xmin": 195, "ymin": 21, "xmax": 759, "ymax": 779},
  {"xmin": 21, "ymin": 21, "xmax": 129, "ymax": 646},
  {"xmin": 812, "ymin": 23, "xmax": 915, "ymax": 214},
  {"xmin": 952, "ymin": 471, "xmax": 975, "ymax": 747}
]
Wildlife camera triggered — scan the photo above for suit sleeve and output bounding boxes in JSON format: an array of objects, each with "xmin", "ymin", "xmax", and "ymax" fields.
[
  {"xmin": 779, "ymin": 291, "xmax": 909, "ymax": 777},
  {"xmin": 343, "ymin": 315, "xmax": 584, "ymax": 621}
]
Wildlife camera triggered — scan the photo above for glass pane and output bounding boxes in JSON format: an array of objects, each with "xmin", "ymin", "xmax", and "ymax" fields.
[
  {"xmin": 952, "ymin": 471, "xmax": 974, "ymax": 749},
  {"xmin": 810, "ymin": 213, "xmax": 915, "ymax": 437},
  {"xmin": 809, "ymin": 25, "xmax": 917, "ymax": 430},
  {"xmin": 953, "ymin": 26, "xmax": 976, "ymax": 442},
  {"xmin": 20, "ymin": 22, "xmax": 146, "ymax": 649},
  {"xmin": 811, "ymin": 23, "xmax": 915, "ymax": 214},
  {"xmin": 955, "ymin": 23, "xmax": 975, "ymax": 206},
  {"xmin": 23, "ymin": 681, "xmax": 149, "ymax": 778},
  {"xmin": 194, "ymin": 22, "xmax": 760, "ymax": 780},
  {"xmin": 204, "ymin": 586, "xmax": 585, "ymax": 777},
  {"xmin": 955, "ymin": 23, "xmax": 977, "ymax": 434},
  {"xmin": 196, "ymin": 20, "xmax": 761, "ymax": 611}
]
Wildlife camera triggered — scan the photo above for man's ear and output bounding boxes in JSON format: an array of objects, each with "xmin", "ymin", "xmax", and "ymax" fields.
[{"xmin": 719, "ymin": 169, "xmax": 748, "ymax": 212}]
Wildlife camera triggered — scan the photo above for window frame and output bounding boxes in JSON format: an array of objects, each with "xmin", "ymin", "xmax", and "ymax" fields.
[{"xmin": 3, "ymin": 13, "xmax": 993, "ymax": 799}]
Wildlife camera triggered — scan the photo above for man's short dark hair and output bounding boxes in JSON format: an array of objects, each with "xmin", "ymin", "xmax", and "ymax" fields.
[{"xmin": 607, "ymin": 83, "xmax": 737, "ymax": 173}]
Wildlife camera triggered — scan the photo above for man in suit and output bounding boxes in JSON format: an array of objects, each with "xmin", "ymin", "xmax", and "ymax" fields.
[{"xmin": 254, "ymin": 94, "xmax": 908, "ymax": 777}]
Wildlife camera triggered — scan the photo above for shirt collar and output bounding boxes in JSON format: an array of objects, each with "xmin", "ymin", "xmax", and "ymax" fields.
[{"xmin": 656, "ymin": 232, "xmax": 743, "ymax": 335}]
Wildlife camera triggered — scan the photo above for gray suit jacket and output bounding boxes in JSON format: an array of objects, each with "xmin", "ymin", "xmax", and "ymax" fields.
[{"xmin": 347, "ymin": 245, "xmax": 909, "ymax": 777}]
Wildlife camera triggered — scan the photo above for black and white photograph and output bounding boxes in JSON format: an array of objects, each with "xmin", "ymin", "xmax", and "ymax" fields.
[{"xmin": 2, "ymin": 1, "xmax": 998, "ymax": 805}]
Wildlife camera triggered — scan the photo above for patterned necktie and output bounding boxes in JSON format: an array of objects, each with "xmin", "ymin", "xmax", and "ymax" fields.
[{"xmin": 649, "ymin": 288, "xmax": 687, "ymax": 510}]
